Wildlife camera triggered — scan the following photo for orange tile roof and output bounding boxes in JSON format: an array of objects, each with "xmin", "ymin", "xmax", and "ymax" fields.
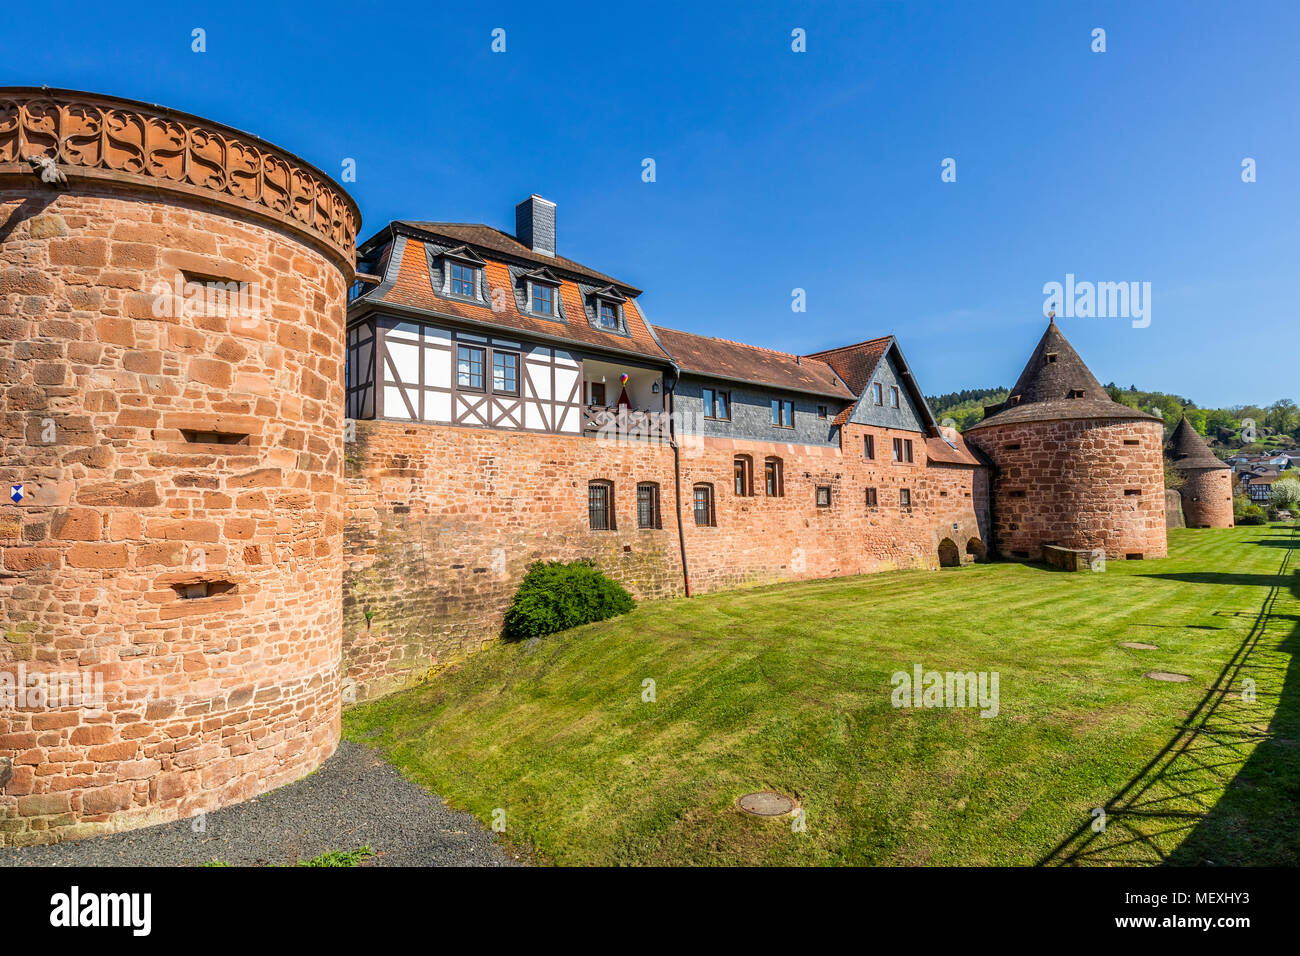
[
  {"xmin": 804, "ymin": 336, "xmax": 893, "ymax": 394},
  {"xmin": 395, "ymin": 222, "xmax": 639, "ymax": 292},
  {"xmin": 370, "ymin": 237, "xmax": 671, "ymax": 362},
  {"xmin": 925, "ymin": 434, "xmax": 984, "ymax": 467},
  {"xmin": 653, "ymin": 326, "xmax": 855, "ymax": 399}
]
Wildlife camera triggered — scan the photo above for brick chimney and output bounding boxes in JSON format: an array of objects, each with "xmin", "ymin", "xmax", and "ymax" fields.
[{"xmin": 515, "ymin": 195, "xmax": 556, "ymax": 257}]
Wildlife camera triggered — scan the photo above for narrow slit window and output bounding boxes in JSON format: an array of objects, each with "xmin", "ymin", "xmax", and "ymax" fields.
[{"xmin": 180, "ymin": 429, "xmax": 250, "ymax": 445}]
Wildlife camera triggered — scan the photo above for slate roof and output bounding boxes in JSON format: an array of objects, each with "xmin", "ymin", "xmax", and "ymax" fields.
[
  {"xmin": 967, "ymin": 320, "xmax": 1162, "ymax": 430},
  {"xmin": 1167, "ymin": 416, "xmax": 1229, "ymax": 470},
  {"xmin": 652, "ymin": 326, "xmax": 855, "ymax": 400}
]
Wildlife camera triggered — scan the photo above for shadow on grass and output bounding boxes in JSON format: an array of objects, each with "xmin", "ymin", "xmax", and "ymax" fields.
[
  {"xmin": 1041, "ymin": 525, "xmax": 1300, "ymax": 866},
  {"xmin": 1136, "ymin": 572, "xmax": 1289, "ymax": 587}
]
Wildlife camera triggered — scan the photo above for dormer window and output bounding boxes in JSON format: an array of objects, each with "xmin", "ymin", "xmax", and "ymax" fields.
[
  {"xmin": 531, "ymin": 284, "xmax": 553, "ymax": 316},
  {"xmin": 599, "ymin": 299, "xmax": 620, "ymax": 329},
  {"xmin": 437, "ymin": 245, "xmax": 488, "ymax": 302},
  {"xmin": 1046, "ymin": 352, "xmax": 1059, "ymax": 364},
  {"xmin": 450, "ymin": 262, "xmax": 476, "ymax": 297},
  {"xmin": 521, "ymin": 266, "xmax": 562, "ymax": 318},
  {"xmin": 1068, "ymin": 388, "xmax": 1085, "ymax": 399},
  {"xmin": 589, "ymin": 285, "xmax": 628, "ymax": 333}
]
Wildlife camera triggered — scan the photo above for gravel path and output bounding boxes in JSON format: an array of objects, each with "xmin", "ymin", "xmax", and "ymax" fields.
[{"xmin": 0, "ymin": 741, "xmax": 523, "ymax": 867}]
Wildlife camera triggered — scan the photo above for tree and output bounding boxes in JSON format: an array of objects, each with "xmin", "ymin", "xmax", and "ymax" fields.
[
  {"xmin": 1265, "ymin": 399, "xmax": 1299, "ymax": 437},
  {"xmin": 1270, "ymin": 473, "xmax": 1300, "ymax": 513}
]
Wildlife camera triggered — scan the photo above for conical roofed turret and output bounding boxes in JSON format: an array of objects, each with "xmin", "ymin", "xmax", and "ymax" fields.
[
  {"xmin": 1168, "ymin": 415, "xmax": 1229, "ymax": 470},
  {"xmin": 967, "ymin": 318, "xmax": 1162, "ymax": 430}
]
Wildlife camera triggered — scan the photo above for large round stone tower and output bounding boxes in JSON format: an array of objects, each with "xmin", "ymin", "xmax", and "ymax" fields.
[
  {"xmin": 964, "ymin": 320, "xmax": 1167, "ymax": 561},
  {"xmin": 0, "ymin": 89, "xmax": 358, "ymax": 846},
  {"xmin": 1167, "ymin": 415, "xmax": 1233, "ymax": 528}
]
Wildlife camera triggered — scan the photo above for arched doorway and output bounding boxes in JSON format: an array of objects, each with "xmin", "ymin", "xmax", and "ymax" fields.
[
  {"xmin": 966, "ymin": 538, "xmax": 987, "ymax": 562},
  {"xmin": 938, "ymin": 538, "xmax": 960, "ymax": 567}
]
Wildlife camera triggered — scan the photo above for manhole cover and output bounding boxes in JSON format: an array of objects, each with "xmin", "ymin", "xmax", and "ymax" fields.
[
  {"xmin": 738, "ymin": 792, "xmax": 795, "ymax": 816},
  {"xmin": 1145, "ymin": 671, "xmax": 1191, "ymax": 682},
  {"xmin": 1120, "ymin": 642, "xmax": 1159, "ymax": 650}
]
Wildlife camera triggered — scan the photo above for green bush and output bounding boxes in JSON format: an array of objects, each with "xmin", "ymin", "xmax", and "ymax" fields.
[
  {"xmin": 1239, "ymin": 503, "xmax": 1268, "ymax": 525},
  {"xmin": 504, "ymin": 560, "xmax": 634, "ymax": 639}
]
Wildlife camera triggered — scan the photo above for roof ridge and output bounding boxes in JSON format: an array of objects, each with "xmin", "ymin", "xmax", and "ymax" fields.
[
  {"xmin": 652, "ymin": 325, "xmax": 828, "ymax": 363},
  {"xmin": 804, "ymin": 335, "xmax": 894, "ymax": 358}
]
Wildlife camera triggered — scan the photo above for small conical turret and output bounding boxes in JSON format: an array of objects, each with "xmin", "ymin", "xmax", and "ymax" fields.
[{"xmin": 1167, "ymin": 414, "xmax": 1229, "ymax": 471}]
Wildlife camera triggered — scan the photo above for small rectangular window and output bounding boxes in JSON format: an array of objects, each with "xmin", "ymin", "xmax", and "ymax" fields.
[
  {"xmin": 764, "ymin": 457, "xmax": 783, "ymax": 497},
  {"xmin": 637, "ymin": 483, "xmax": 660, "ymax": 529},
  {"xmin": 457, "ymin": 345, "xmax": 485, "ymax": 390},
  {"xmin": 703, "ymin": 388, "xmax": 730, "ymax": 421},
  {"xmin": 588, "ymin": 481, "xmax": 614, "ymax": 531},
  {"xmin": 890, "ymin": 386, "xmax": 900, "ymax": 408},
  {"xmin": 771, "ymin": 399, "xmax": 794, "ymax": 428},
  {"xmin": 492, "ymin": 351, "xmax": 519, "ymax": 395},
  {"xmin": 865, "ymin": 487, "xmax": 878, "ymax": 507},
  {"xmin": 873, "ymin": 383, "xmax": 883, "ymax": 405},
  {"xmin": 892, "ymin": 437, "xmax": 902, "ymax": 461},
  {"xmin": 734, "ymin": 456, "xmax": 752, "ymax": 496},
  {"xmin": 693, "ymin": 484, "xmax": 715, "ymax": 526},
  {"xmin": 816, "ymin": 486, "xmax": 831, "ymax": 508},
  {"xmin": 899, "ymin": 488, "xmax": 911, "ymax": 510},
  {"xmin": 817, "ymin": 405, "xmax": 827, "ymax": 419},
  {"xmin": 1005, "ymin": 443, "xmax": 1021, "ymax": 451},
  {"xmin": 599, "ymin": 299, "xmax": 620, "ymax": 330},
  {"xmin": 450, "ymin": 262, "xmax": 477, "ymax": 297},
  {"xmin": 531, "ymin": 283, "xmax": 553, "ymax": 315},
  {"xmin": 1123, "ymin": 439, "xmax": 1140, "ymax": 446},
  {"xmin": 1124, "ymin": 488, "xmax": 1141, "ymax": 496},
  {"xmin": 864, "ymin": 435, "xmax": 875, "ymax": 459}
]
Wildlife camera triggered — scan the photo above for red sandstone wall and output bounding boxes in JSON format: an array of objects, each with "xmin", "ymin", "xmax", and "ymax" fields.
[
  {"xmin": 343, "ymin": 419, "xmax": 990, "ymax": 701},
  {"xmin": 344, "ymin": 421, "xmax": 684, "ymax": 700},
  {"xmin": 0, "ymin": 188, "xmax": 346, "ymax": 846},
  {"xmin": 965, "ymin": 418, "xmax": 1167, "ymax": 560},
  {"xmin": 1179, "ymin": 469, "xmax": 1234, "ymax": 528}
]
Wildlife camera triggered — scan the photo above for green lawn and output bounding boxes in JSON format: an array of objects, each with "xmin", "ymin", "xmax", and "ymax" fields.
[{"xmin": 343, "ymin": 524, "xmax": 1300, "ymax": 866}]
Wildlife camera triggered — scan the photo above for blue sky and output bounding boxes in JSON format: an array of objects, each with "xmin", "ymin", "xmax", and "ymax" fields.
[{"xmin": 8, "ymin": 1, "xmax": 1298, "ymax": 407}]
